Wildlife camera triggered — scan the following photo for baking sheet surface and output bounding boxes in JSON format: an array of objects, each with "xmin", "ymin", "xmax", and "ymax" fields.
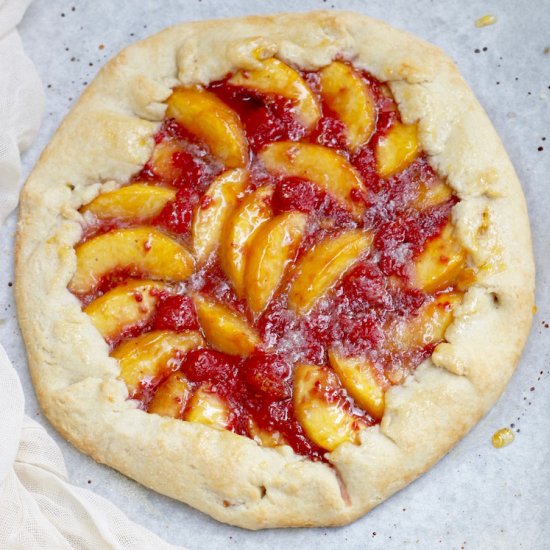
[{"xmin": 2, "ymin": 1, "xmax": 549, "ymax": 548}]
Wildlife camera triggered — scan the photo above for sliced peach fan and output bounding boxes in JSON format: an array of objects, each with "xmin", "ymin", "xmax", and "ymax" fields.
[{"xmin": 70, "ymin": 56, "xmax": 472, "ymax": 461}]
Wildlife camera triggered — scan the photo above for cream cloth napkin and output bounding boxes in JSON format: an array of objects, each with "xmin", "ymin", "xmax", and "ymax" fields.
[{"xmin": 0, "ymin": 1, "xmax": 182, "ymax": 548}]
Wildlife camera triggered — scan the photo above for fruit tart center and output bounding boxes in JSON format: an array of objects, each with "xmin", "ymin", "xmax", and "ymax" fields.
[{"xmin": 70, "ymin": 58, "xmax": 473, "ymax": 460}]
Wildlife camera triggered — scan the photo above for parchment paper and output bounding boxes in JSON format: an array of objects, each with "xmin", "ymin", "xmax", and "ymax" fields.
[{"xmin": 2, "ymin": 1, "xmax": 549, "ymax": 548}]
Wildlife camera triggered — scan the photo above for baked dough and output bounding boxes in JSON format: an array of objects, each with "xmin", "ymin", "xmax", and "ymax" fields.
[{"xmin": 15, "ymin": 11, "xmax": 534, "ymax": 529}]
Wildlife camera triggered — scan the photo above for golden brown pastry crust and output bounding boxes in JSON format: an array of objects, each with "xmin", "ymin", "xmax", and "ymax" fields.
[{"xmin": 15, "ymin": 11, "xmax": 535, "ymax": 529}]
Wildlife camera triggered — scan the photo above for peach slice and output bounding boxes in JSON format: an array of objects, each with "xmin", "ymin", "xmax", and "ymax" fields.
[
  {"xmin": 147, "ymin": 371, "xmax": 191, "ymax": 418},
  {"xmin": 148, "ymin": 140, "xmax": 183, "ymax": 181},
  {"xmin": 259, "ymin": 142, "xmax": 366, "ymax": 220},
  {"xmin": 220, "ymin": 185, "xmax": 274, "ymax": 297},
  {"xmin": 193, "ymin": 294, "xmax": 260, "ymax": 356},
  {"xmin": 319, "ymin": 61, "xmax": 376, "ymax": 151},
  {"xmin": 376, "ymin": 122, "xmax": 420, "ymax": 177},
  {"xmin": 84, "ymin": 280, "xmax": 165, "ymax": 341},
  {"xmin": 69, "ymin": 227, "xmax": 194, "ymax": 295},
  {"xmin": 395, "ymin": 291, "xmax": 462, "ymax": 350},
  {"xmin": 112, "ymin": 330, "xmax": 204, "ymax": 396},
  {"xmin": 184, "ymin": 384, "xmax": 230, "ymax": 430},
  {"xmin": 228, "ymin": 58, "xmax": 321, "ymax": 130},
  {"xmin": 248, "ymin": 418, "xmax": 287, "ymax": 447},
  {"xmin": 294, "ymin": 363, "xmax": 364, "ymax": 452},
  {"xmin": 412, "ymin": 222, "xmax": 466, "ymax": 292},
  {"xmin": 82, "ymin": 184, "xmax": 176, "ymax": 221},
  {"xmin": 192, "ymin": 168, "xmax": 247, "ymax": 263},
  {"xmin": 416, "ymin": 179, "xmax": 453, "ymax": 210},
  {"xmin": 328, "ymin": 349, "xmax": 385, "ymax": 421},
  {"xmin": 167, "ymin": 87, "xmax": 249, "ymax": 168},
  {"xmin": 288, "ymin": 229, "xmax": 373, "ymax": 314},
  {"xmin": 245, "ymin": 211, "xmax": 307, "ymax": 315}
]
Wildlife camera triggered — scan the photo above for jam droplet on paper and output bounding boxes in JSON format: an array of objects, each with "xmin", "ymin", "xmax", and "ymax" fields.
[{"xmin": 491, "ymin": 427, "xmax": 515, "ymax": 448}]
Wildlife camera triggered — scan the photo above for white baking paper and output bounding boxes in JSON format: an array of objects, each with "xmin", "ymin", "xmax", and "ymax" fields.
[{"xmin": 1, "ymin": 0, "xmax": 549, "ymax": 548}]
